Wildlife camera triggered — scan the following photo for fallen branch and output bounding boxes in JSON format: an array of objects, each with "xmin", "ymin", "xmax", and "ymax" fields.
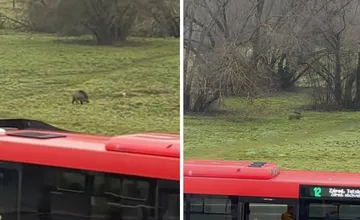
[{"xmin": 0, "ymin": 12, "xmax": 27, "ymax": 27}]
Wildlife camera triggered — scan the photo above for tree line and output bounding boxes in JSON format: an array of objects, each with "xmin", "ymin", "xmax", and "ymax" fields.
[
  {"xmin": 184, "ymin": 0, "xmax": 360, "ymax": 112},
  {"xmin": 1, "ymin": 0, "xmax": 179, "ymax": 45}
]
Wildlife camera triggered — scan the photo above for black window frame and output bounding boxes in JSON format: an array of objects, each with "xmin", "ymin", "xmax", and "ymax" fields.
[
  {"xmin": 299, "ymin": 198, "xmax": 360, "ymax": 220},
  {"xmin": 94, "ymin": 172, "xmax": 155, "ymax": 201},
  {"xmin": 45, "ymin": 167, "xmax": 88, "ymax": 193},
  {"xmin": 184, "ymin": 193, "xmax": 298, "ymax": 220},
  {"xmin": 158, "ymin": 179, "xmax": 180, "ymax": 220},
  {"xmin": 0, "ymin": 160, "xmax": 179, "ymax": 220},
  {"xmin": 186, "ymin": 194, "xmax": 238, "ymax": 215}
]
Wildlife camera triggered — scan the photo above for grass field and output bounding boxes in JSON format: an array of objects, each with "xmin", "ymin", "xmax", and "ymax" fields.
[
  {"xmin": 184, "ymin": 91, "xmax": 360, "ymax": 172},
  {"xmin": 0, "ymin": 31, "xmax": 179, "ymax": 135}
]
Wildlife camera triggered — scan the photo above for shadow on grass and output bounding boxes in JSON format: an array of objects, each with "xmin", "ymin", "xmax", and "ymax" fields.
[
  {"xmin": 54, "ymin": 37, "xmax": 168, "ymax": 48},
  {"xmin": 185, "ymin": 108, "xmax": 299, "ymax": 124},
  {"xmin": 185, "ymin": 109, "xmax": 257, "ymax": 123},
  {"xmin": 133, "ymin": 89, "xmax": 175, "ymax": 95},
  {"xmin": 54, "ymin": 38, "xmax": 97, "ymax": 46},
  {"xmin": 185, "ymin": 109, "xmax": 233, "ymax": 117}
]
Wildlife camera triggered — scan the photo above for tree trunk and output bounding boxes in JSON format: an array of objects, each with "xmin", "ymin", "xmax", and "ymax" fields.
[
  {"xmin": 183, "ymin": 12, "xmax": 194, "ymax": 112},
  {"xmin": 192, "ymin": 90, "xmax": 220, "ymax": 112},
  {"xmin": 344, "ymin": 72, "xmax": 355, "ymax": 109},
  {"xmin": 251, "ymin": 0, "xmax": 265, "ymax": 67},
  {"xmin": 353, "ymin": 52, "xmax": 360, "ymax": 109},
  {"xmin": 334, "ymin": 35, "xmax": 342, "ymax": 106}
]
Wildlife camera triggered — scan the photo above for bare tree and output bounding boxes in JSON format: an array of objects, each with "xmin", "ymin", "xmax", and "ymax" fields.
[
  {"xmin": 140, "ymin": 0, "xmax": 180, "ymax": 37},
  {"xmin": 184, "ymin": 0, "xmax": 360, "ymax": 112},
  {"xmin": 184, "ymin": 0, "xmax": 307, "ymax": 112},
  {"xmin": 81, "ymin": 0, "xmax": 138, "ymax": 44},
  {"xmin": 22, "ymin": 0, "xmax": 178, "ymax": 44},
  {"xmin": 300, "ymin": 0, "xmax": 360, "ymax": 110}
]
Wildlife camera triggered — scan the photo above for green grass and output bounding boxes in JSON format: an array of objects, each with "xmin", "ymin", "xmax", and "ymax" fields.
[
  {"xmin": 184, "ymin": 92, "xmax": 360, "ymax": 172},
  {"xmin": 0, "ymin": 31, "xmax": 179, "ymax": 135}
]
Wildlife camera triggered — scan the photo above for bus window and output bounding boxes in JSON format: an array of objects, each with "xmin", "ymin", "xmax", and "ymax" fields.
[
  {"xmin": 248, "ymin": 203, "xmax": 292, "ymax": 220},
  {"xmin": 118, "ymin": 177, "xmax": 153, "ymax": 220},
  {"xmin": 92, "ymin": 174, "xmax": 156, "ymax": 220},
  {"xmin": 204, "ymin": 196, "xmax": 232, "ymax": 214},
  {"xmin": 44, "ymin": 167, "xmax": 86, "ymax": 193},
  {"xmin": 91, "ymin": 174, "xmax": 107, "ymax": 220},
  {"xmin": 187, "ymin": 195, "xmax": 239, "ymax": 220},
  {"xmin": 121, "ymin": 178, "xmax": 149, "ymax": 200},
  {"xmin": 189, "ymin": 196, "xmax": 203, "ymax": 212},
  {"xmin": 104, "ymin": 175, "xmax": 121, "ymax": 196},
  {"xmin": 309, "ymin": 203, "xmax": 336, "ymax": 217},
  {"xmin": 103, "ymin": 175, "xmax": 150, "ymax": 201},
  {"xmin": 43, "ymin": 166, "xmax": 89, "ymax": 220},
  {"xmin": 58, "ymin": 171, "xmax": 86, "ymax": 192},
  {"xmin": 0, "ymin": 167, "xmax": 20, "ymax": 220},
  {"xmin": 158, "ymin": 180, "xmax": 180, "ymax": 220},
  {"xmin": 93, "ymin": 174, "xmax": 106, "ymax": 195},
  {"xmin": 184, "ymin": 195, "xmax": 187, "ymax": 212},
  {"xmin": 308, "ymin": 203, "xmax": 360, "ymax": 219},
  {"xmin": 339, "ymin": 204, "xmax": 360, "ymax": 219}
]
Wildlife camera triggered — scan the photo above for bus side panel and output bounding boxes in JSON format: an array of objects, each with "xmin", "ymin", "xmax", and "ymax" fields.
[
  {"xmin": 0, "ymin": 161, "xmax": 180, "ymax": 220},
  {"xmin": 0, "ymin": 141, "xmax": 179, "ymax": 181},
  {"xmin": 184, "ymin": 177, "xmax": 299, "ymax": 198}
]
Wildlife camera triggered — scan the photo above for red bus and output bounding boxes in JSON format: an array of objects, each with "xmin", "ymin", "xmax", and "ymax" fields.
[
  {"xmin": 0, "ymin": 119, "xmax": 179, "ymax": 220},
  {"xmin": 184, "ymin": 160, "xmax": 360, "ymax": 220}
]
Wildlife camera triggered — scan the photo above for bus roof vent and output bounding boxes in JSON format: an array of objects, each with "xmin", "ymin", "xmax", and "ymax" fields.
[
  {"xmin": 6, "ymin": 132, "xmax": 66, "ymax": 139},
  {"xmin": 105, "ymin": 133, "xmax": 180, "ymax": 158},
  {"xmin": 0, "ymin": 118, "xmax": 69, "ymax": 132},
  {"xmin": 248, "ymin": 161, "xmax": 267, "ymax": 167},
  {"xmin": 184, "ymin": 160, "xmax": 280, "ymax": 180}
]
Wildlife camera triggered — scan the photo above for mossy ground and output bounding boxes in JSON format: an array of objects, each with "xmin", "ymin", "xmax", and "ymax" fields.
[
  {"xmin": 0, "ymin": 31, "xmax": 179, "ymax": 135},
  {"xmin": 184, "ymin": 91, "xmax": 360, "ymax": 172}
]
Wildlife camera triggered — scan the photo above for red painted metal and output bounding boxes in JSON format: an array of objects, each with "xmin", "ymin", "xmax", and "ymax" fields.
[
  {"xmin": 184, "ymin": 160, "xmax": 279, "ymax": 179},
  {"xmin": 0, "ymin": 130, "xmax": 180, "ymax": 181},
  {"xmin": 106, "ymin": 133, "xmax": 179, "ymax": 158},
  {"xmin": 184, "ymin": 160, "xmax": 360, "ymax": 198}
]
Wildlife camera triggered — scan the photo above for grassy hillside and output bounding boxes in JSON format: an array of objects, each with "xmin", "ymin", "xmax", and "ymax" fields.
[
  {"xmin": 184, "ymin": 91, "xmax": 360, "ymax": 172},
  {"xmin": 0, "ymin": 31, "xmax": 179, "ymax": 135}
]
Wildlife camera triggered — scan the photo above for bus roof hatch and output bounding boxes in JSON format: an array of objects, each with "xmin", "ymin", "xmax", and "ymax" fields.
[
  {"xmin": 184, "ymin": 160, "xmax": 280, "ymax": 180},
  {"xmin": 105, "ymin": 133, "xmax": 179, "ymax": 158}
]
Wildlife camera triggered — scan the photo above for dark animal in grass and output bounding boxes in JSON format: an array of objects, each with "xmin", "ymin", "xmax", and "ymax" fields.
[
  {"xmin": 72, "ymin": 90, "xmax": 89, "ymax": 104},
  {"xmin": 288, "ymin": 111, "xmax": 302, "ymax": 120}
]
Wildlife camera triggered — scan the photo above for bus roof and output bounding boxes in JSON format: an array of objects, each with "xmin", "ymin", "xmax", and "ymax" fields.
[
  {"xmin": 0, "ymin": 129, "xmax": 180, "ymax": 181},
  {"xmin": 184, "ymin": 160, "xmax": 360, "ymax": 198}
]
